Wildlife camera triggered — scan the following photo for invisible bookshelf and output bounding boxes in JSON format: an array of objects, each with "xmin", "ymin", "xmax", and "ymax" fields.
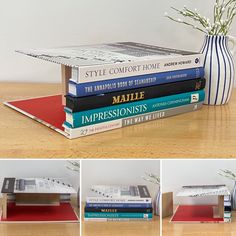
[
  {"xmin": 4, "ymin": 42, "xmax": 205, "ymax": 139},
  {"xmin": 0, "ymin": 177, "xmax": 79, "ymax": 222},
  {"xmin": 171, "ymin": 185, "xmax": 231, "ymax": 223}
]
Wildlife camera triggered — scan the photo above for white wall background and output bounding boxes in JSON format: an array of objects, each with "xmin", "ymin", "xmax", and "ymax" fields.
[
  {"xmin": 81, "ymin": 159, "xmax": 160, "ymax": 202},
  {"xmin": 0, "ymin": 0, "xmax": 235, "ymax": 83},
  {"xmin": 162, "ymin": 160, "xmax": 236, "ymax": 205},
  {"xmin": 0, "ymin": 160, "xmax": 80, "ymax": 197}
]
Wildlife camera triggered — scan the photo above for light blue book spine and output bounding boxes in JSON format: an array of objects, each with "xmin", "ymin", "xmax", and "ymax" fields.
[
  {"xmin": 69, "ymin": 67, "xmax": 204, "ymax": 97},
  {"xmin": 65, "ymin": 90, "xmax": 205, "ymax": 128},
  {"xmin": 84, "ymin": 212, "xmax": 153, "ymax": 218}
]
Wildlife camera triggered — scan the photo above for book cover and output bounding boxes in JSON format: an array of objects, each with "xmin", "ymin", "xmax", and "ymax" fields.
[
  {"xmin": 65, "ymin": 90, "xmax": 205, "ymax": 128},
  {"xmin": 177, "ymin": 185, "xmax": 231, "ymax": 197},
  {"xmin": 68, "ymin": 67, "xmax": 204, "ymax": 97},
  {"xmin": 0, "ymin": 202, "xmax": 79, "ymax": 223},
  {"xmin": 1, "ymin": 178, "xmax": 76, "ymax": 194},
  {"xmin": 17, "ymin": 42, "xmax": 203, "ymax": 83},
  {"xmin": 64, "ymin": 102, "xmax": 203, "ymax": 138},
  {"xmin": 86, "ymin": 185, "xmax": 152, "ymax": 204},
  {"xmin": 66, "ymin": 78, "xmax": 206, "ymax": 112}
]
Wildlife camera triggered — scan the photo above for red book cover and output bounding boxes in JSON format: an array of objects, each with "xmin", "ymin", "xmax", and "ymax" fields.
[
  {"xmin": 171, "ymin": 205, "xmax": 224, "ymax": 223},
  {"xmin": 1, "ymin": 202, "xmax": 79, "ymax": 222}
]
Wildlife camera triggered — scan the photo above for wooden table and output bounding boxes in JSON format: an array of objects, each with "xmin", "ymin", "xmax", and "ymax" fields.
[
  {"xmin": 0, "ymin": 197, "xmax": 80, "ymax": 236},
  {"xmin": 1, "ymin": 83, "xmax": 236, "ymax": 158},
  {"xmin": 82, "ymin": 204, "xmax": 159, "ymax": 236},
  {"xmin": 162, "ymin": 211, "xmax": 236, "ymax": 236}
]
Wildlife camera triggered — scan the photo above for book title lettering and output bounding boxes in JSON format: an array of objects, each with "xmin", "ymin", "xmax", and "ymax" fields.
[{"xmin": 85, "ymin": 63, "xmax": 160, "ymax": 79}]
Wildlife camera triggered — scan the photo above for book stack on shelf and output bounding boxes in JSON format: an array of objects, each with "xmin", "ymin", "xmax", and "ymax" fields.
[
  {"xmin": 171, "ymin": 185, "xmax": 231, "ymax": 223},
  {"xmin": 6, "ymin": 42, "xmax": 205, "ymax": 139},
  {"xmin": 84, "ymin": 185, "xmax": 153, "ymax": 221},
  {"xmin": 224, "ymin": 195, "xmax": 232, "ymax": 222},
  {"xmin": 0, "ymin": 177, "xmax": 79, "ymax": 222}
]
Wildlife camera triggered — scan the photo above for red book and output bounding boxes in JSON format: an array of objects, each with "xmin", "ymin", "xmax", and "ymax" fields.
[
  {"xmin": 1, "ymin": 202, "xmax": 79, "ymax": 222},
  {"xmin": 171, "ymin": 205, "xmax": 224, "ymax": 223}
]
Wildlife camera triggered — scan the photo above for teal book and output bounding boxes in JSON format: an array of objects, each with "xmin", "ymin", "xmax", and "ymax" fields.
[
  {"xmin": 84, "ymin": 212, "xmax": 153, "ymax": 219},
  {"xmin": 65, "ymin": 90, "xmax": 205, "ymax": 128}
]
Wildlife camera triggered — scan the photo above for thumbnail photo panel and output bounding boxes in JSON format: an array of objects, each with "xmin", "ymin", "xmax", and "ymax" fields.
[
  {"xmin": 162, "ymin": 159, "xmax": 235, "ymax": 236},
  {"xmin": 81, "ymin": 159, "xmax": 160, "ymax": 236},
  {"xmin": 0, "ymin": 160, "xmax": 80, "ymax": 236}
]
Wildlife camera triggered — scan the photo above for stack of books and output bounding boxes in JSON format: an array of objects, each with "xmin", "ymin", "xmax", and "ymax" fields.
[
  {"xmin": 84, "ymin": 185, "xmax": 153, "ymax": 221},
  {"xmin": 62, "ymin": 42, "xmax": 205, "ymax": 138},
  {"xmin": 224, "ymin": 195, "xmax": 232, "ymax": 222},
  {"xmin": 14, "ymin": 42, "xmax": 205, "ymax": 139}
]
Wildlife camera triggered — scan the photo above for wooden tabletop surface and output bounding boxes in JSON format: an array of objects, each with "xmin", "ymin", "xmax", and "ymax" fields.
[
  {"xmin": 162, "ymin": 212, "xmax": 236, "ymax": 236},
  {"xmin": 0, "ymin": 197, "xmax": 80, "ymax": 236},
  {"xmin": 1, "ymin": 83, "xmax": 236, "ymax": 158}
]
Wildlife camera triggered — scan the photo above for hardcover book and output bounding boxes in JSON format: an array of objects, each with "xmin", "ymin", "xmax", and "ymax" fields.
[
  {"xmin": 1, "ymin": 178, "xmax": 76, "ymax": 194},
  {"xmin": 17, "ymin": 42, "xmax": 204, "ymax": 83},
  {"xmin": 86, "ymin": 185, "xmax": 152, "ymax": 203},
  {"xmin": 66, "ymin": 78, "xmax": 206, "ymax": 112},
  {"xmin": 68, "ymin": 67, "xmax": 204, "ymax": 97},
  {"xmin": 64, "ymin": 90, "xmax": 205, "ymax": 128}
]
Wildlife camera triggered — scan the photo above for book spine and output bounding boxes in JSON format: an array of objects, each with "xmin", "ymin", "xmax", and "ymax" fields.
[
  {"xmin": 85, "ymin": 197, "xmax": 152, "ymax": 204},
  {"xmin": 84, "ymin": 207, "xmax": 153, "ymax": 213},
  {"xmin": 85, "ymin": 203, "xmax": 152, "ymax": 208},
  {"xmin": 75, "ymin": 54, "xmax": 204, "ymax": 83},
  {"xmin": 65, "ymin": 90, "xmax": 205, "ymax": 128},
  {"xmin": 63, "ymin": 102, "xmax": 203, "ymax": 139},
  {"xmin": 84, "ymin": 218, "xmax": 152, "ymax": 222},
  {"xmin": 67, "ymin": 78, "xmax": 205, "ymax": 112},
  {"xmin": 84, "ymin": 212, "xmax": 153, "ymax": 219},
  {"xmin": 69, "ymin": 67, "xmax": 204, "ymax": 97}
]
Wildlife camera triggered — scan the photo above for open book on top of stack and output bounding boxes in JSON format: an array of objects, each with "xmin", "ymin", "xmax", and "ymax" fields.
[
  {"xmin": 84, "ymin": 185, "xmax": 153, "ymax": 221},
  {"xmin": 5, "ymin": 42, "xmax": 205, "ymax": 139}
]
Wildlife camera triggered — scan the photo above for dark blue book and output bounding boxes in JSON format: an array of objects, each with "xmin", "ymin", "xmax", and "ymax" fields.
[
  {"xmin": 66, "ymin": 78, "xmax": 205, "ymax": 112},
  {"xmin": 86, "ymin": 203, "xmax": 152, "ymax": 208}
]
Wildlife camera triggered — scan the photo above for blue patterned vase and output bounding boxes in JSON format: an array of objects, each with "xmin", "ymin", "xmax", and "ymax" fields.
[
  {"xmin": 200, "ymin": 35, "xmax": 236, "ymax": 105},
  {"xmin": 154, "ymin": 186, "xmax": 160, "ymax": 215},
  {"xmin": 232, "ymin": 182, "xmax": 236, "ymax": 210}
]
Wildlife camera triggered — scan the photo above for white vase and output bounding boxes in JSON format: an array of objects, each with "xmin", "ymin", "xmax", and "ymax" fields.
[
  {"xmin": 153, "ymin": 186, "xmax": 160, "ymax": 216},
  {"xmin": 232, "ymin": 181, "xmax": 236, "ymax": 210},
  {"xmin": 200, "ymin": 35, "xmax": 236, "ymax": 105}
]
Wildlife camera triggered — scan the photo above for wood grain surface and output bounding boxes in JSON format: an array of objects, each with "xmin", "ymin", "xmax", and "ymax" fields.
[
  {"xmin": 1, "ymin": 83, "xmax": 236, "ymax": 158},
  {"xmin": 162, "ymin": 212, "xmax": 236, "ymax": 236}
]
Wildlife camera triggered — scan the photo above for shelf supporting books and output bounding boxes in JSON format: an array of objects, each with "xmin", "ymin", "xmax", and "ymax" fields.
[
  {"xmin": 0, "ymin": 177, "xmax": 79, "ymax": 222},
  {"xmin": 61, "ymin": 65, "xmax": 71, "ymax": 105},
  {"xmin": 171, "ymin": 185, "xmax": 231, "ymax": 223},
  {"xmin": 4, "ymin": 42, "xmax": 205, "ymax": 139}
]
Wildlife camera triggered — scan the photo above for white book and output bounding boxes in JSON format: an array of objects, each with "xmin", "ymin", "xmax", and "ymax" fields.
[
  {"xmin": 1, "ymin": 178, "xmax": 76, "ymax": 194},
  {"xmin": 86, "ymin": 185, "xmax": 152, "ymax": 204},
  {"xmin": 177, "ymin": 185, "xmax": 230, "ymax": 197},
  {"xmin": 17, "ymin": 42, "xmax": 203, "ymax": 83}
]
